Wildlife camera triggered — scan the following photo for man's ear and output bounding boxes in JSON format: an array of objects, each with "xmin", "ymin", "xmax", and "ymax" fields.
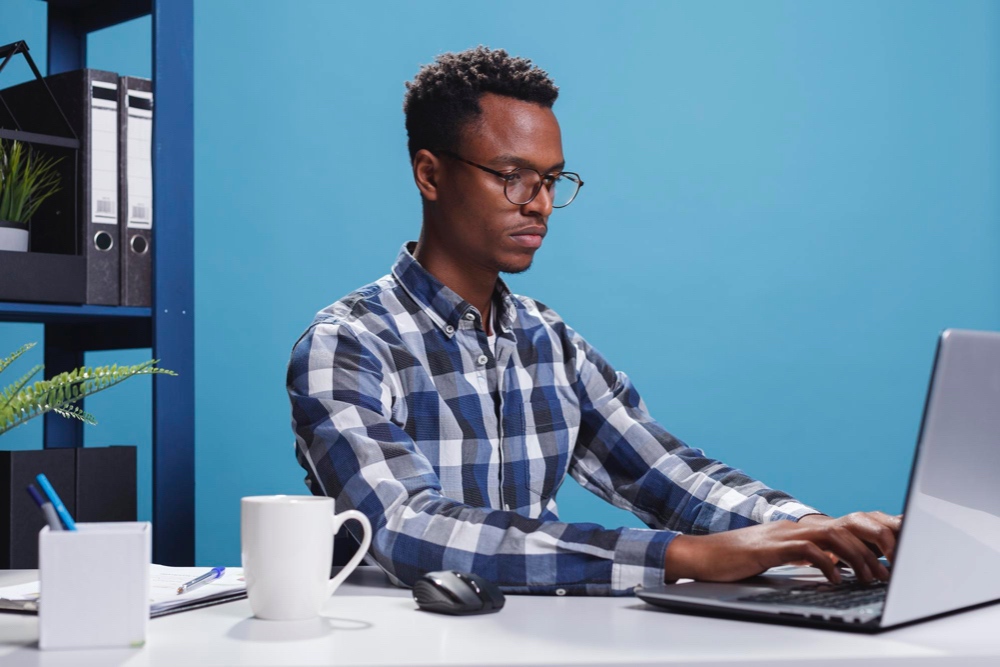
[{"xmin": 412, "ymin": 149, "xmax": 440, "ymax": 201}]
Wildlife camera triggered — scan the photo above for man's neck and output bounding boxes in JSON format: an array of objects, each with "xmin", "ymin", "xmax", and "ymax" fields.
[{"xmin": 413, "ymin": 238, "xmax": 496, "ymax": 333}]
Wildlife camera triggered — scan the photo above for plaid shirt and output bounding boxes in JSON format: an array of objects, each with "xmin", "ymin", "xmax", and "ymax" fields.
[{"xmin": 288, "ymin": 243, "xmax": 819, "ymax": 596}]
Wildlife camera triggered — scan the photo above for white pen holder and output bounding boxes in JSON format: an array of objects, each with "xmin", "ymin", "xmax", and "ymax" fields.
[{"xmin": 39, "ymin": 522, "xmax": 151, "ymax": 650}]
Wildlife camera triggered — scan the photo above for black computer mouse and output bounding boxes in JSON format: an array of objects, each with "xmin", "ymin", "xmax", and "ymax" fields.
[{"xmin": 412, "ymin": 570, "xmax": 506, "ymax": 615}]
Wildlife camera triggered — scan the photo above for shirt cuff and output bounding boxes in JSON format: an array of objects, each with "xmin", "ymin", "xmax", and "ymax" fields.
[
  {"xmin": 611, "ymin": 527, "xmax": 676, "ymax": 596},
  {"xmin": 763, "ymin": 500, "xmax": 824, "ymax": 522}
]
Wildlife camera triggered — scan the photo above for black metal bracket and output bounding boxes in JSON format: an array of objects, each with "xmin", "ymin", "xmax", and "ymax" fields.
[{"xmin": 0, "ymin": 40, "xmax": 78, "ymax": 143}]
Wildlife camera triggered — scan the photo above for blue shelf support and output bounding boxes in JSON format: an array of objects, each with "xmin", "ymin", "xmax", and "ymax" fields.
[
  {"xmin": 47, "ymin": 0, "xmax": 154, "ymax": 75},
  {"xmin": 152, "ymin": 0, "xmax": 195, "ymax": 566},
  {"xmin": 46, "ymin": 3, "xmax": 85, "ymax": 75},
  {"xmin": 42, "ymin": 327, "xmax": 84, "ymax": 449}
]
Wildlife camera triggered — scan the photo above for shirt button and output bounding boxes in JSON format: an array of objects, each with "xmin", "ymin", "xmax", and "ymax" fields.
[
  {"xmin": 556, "ymin": 588, "xmax": 567, "ymax": 596},
  {"xmin": 464, "ymin": 313, "xmax": 475, "ymax": 321},
  {"xmin": 477, "ymin": 354, "xmax": 489, "ymax": 366},
  {"xmin": 445, "ymin": 325, "xmax": 455, "ymax": 334}
]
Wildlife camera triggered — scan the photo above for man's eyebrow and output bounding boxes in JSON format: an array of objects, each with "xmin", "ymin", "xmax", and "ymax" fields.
[{"xmin": 491, "ymin": 154, "xmax": 566, "ymax": 172}]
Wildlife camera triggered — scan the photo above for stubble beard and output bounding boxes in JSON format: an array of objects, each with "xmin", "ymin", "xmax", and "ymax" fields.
[{"xmin": 497, "ymin": 257, "xmax": 534, "ymax": 275}]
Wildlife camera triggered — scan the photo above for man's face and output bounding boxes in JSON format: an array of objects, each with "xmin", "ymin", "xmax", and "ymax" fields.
[{"xmin": 432, "ymin": 93, "xmax": 565, "ymax": 274}]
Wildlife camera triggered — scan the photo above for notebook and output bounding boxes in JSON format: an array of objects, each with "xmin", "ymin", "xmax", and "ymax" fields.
[{"xmin": 0, "ymin": 564, "xmax": 246, "ymax": 618}]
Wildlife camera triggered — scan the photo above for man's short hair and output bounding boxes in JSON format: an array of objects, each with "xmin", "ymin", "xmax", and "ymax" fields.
[{"xmin": 403, "ymin": 46, "xmax": 559, "ymax": 161}]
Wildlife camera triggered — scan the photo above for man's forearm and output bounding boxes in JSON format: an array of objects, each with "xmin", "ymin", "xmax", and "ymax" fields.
[{"xmin": 369, "ymin": 488, "xmax": 675, "ymax": 595}]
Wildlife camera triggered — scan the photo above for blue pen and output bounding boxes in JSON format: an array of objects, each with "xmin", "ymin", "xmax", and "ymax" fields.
[
  {"xmin": 35, "ymin": 473, "xmax": 77, "ymax": 531},
  {"xmin": 26, "ymin": 484, "xmax": 64, "ymax": 531},
  {"xmin": 176, "ymin": 567, "xmax": 226, "ymax": 595}
]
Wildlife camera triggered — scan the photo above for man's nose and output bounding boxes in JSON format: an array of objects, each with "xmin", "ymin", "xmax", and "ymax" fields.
[{"xmin": 523, "ymin": 183, "xmax": 553, "ymax": 217}]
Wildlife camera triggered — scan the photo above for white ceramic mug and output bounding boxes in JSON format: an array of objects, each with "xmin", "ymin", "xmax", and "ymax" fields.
[{"xmin": 241, "ymin": 495, "xmax": 372, "ymax": 620}]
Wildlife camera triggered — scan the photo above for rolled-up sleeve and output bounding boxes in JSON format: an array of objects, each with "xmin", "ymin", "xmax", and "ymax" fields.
[{"xmin": 554, "ymin": 319, "xmax": 820, "ymax": 538}]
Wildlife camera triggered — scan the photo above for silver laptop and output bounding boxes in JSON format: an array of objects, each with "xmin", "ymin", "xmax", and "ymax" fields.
[{"xmin": 637, "ymin": 328, "xmax": 1000, "ymax": 632}]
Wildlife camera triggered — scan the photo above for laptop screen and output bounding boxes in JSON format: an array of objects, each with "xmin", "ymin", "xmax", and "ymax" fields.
[{"xmin": 882, "ymin": 329, "xmax": 1000, "ymax": 627}]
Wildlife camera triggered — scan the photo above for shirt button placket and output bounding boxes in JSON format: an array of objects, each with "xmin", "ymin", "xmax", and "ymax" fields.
[{"xmin": 477, "ymin": 354, "xmax": 489, "ymax": 366}]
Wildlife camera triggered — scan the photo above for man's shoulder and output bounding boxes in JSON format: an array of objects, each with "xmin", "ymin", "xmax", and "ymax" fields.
[
  {"xmin": 303, "ymin": 274, "xmax": 407, "ymax": 340},
  {"xmin": 510, "ymin": 293, "xmax": 569, "ymax": 330}
]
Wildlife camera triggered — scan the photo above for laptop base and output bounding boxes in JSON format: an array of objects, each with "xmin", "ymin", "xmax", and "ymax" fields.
[{"xmin": 636, "ymin": 587, "xmax": 884, "ymax": 634}]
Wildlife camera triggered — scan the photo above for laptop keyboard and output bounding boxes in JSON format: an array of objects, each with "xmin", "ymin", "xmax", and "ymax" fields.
[{"xmin": 736, "ymin": 580, "xmax": 887, "ymax": 610}]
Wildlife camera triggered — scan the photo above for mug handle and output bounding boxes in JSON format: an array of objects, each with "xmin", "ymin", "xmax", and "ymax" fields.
[{"xmin": 327, "ymin": 510, "xmax": 373, "ymax": 597}]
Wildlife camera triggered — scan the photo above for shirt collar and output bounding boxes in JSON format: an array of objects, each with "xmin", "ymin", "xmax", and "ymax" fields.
[{"xmin": 391, "ymin": 242, "xmax": 517, "ymax": 338}]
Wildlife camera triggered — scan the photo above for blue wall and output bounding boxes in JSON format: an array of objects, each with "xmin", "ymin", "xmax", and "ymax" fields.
[{"xmin": 3, "ymin": 0, "xmax": 999, "ymax": 567}]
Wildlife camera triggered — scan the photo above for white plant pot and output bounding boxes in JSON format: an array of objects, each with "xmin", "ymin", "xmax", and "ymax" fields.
[{"xmin": 0, "ymin": 222, "xmax": 29, "ymax": 252}]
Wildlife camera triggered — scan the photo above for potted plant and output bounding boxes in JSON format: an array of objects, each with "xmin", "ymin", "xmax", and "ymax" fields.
[
  {"xmin": 0, "ymin": 342, "xmax": 176, "ymax": 436},
  {"xmin": 0, "ymin": 139, "xmax": 63, "ymax": 253}
]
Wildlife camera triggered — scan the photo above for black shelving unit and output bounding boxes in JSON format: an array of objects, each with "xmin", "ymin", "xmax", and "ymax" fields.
[{"xmin": 0, "ymin": 0, "xmax": 194, "ymax": 565}]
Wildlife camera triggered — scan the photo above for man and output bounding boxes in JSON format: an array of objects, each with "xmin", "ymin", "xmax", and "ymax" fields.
[{"xmin": 287, "ymin": 46, "xmax": 900, "ymax": 595}]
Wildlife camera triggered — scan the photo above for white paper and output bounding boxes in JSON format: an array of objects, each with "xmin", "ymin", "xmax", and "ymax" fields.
[
  {"xmin": 127, "ymin": 88, "xmax": 153, "ymax": 230},
  {"xmin": 0, "ymin": 565, "xmax": 245, "ymax": 616},
  {"xmin": 90, "ymin": 80, "xmax": 118, "ymax": 225},
  {"xmin": 0, "ymin": 581, "xmax": 40, "ymax": 610},
  {"xmin": 148, "ymin": 565, "xmax": 246, "ymax": 614}
]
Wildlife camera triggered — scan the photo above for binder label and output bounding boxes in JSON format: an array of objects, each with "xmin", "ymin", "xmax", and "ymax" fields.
[
  {"xmin": 127, "ymin": 89, "xmax": 153, "ymax": 230},
  {"xmin": 91, "ymin": 81, "xmax": 119, "ymax": 226}
]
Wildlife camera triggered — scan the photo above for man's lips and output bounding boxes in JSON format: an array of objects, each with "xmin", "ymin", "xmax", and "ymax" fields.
[{"xmin": 511, "ymin": 227, "xmax": 546, "ymax": 249}]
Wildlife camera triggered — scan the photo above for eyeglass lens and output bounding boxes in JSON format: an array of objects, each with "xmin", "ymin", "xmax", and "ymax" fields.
[{"xmin": 505, "ymin": 170, "xmax": 581, "ymax": 208}]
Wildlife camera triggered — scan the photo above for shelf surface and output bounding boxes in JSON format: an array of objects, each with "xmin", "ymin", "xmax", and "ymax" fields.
[
  {"xmin": 0, "ymin": 301, "xmax": 151, "ymax": 324},
  {"xmin": 44, "ymin": 0, "xmax": 152, "ymax": 35}
]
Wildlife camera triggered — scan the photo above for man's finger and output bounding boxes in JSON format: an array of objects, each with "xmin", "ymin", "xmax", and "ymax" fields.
[
  {"xmin": 785, "ymin": 541, "xmax": 841, "ymax": 583},
  {"xmin": 814, "ymin": 525, "xmax": 886, "ymax": 583},
  {"xmin": 841, "ymin": 513, "xmax": 898, "ymax": 564},
  {"xmin": 863, "ymin": 513, "xmax": 900, "ymax": 563},
  {"xmin": 866, "ymin": 510, "xmax": 903, "ymax": 532}
]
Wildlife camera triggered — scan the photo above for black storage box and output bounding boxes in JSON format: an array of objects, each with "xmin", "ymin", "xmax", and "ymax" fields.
[
  {"xmin": 0, "ymin": 250, "xmax": 87, "ymax": 304},
  {"xmin": 0, "ymin": 446, "xmax": 136, "ymax": 568},
  {"xmin": 0, "ymin": 42, "xmax": 88, "ymax": 305}
]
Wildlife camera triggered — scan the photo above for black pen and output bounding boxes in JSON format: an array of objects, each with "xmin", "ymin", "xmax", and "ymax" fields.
[{"xmin": 26, "ymin": 484, "xmax": 63, "ymax": 531}]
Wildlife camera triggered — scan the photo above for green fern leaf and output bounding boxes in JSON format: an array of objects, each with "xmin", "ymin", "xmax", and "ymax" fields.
[
  {"xmin": 0, "ymin": 342, "xmax": 36, "ymax": 377},
  {"xmin": 0, "ymin": 342, "xmax": 176, "ymax": 437},
  {"xmin": 0, "ymin": 363, "xmax": 42, "ymax": 409},
  {"xmin": 52, "ymin": 405, "xmax": 97, "ymax": 425}
]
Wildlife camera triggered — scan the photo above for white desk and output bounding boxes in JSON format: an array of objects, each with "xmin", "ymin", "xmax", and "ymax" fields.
[{"xmin": 1, "ymin": 568, "xmax": 999, "ymax": 666}]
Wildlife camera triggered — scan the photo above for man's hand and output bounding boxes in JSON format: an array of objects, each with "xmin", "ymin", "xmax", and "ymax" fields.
[{"xmin": 663, "ymin": 511, "xmax": 902, "ymax": 585}]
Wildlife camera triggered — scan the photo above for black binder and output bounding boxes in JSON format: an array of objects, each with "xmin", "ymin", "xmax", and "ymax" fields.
[
  {"xmin": 0, "ymin": 448, "xmax": 75, "ymax": 569},
  {"xmin": 0, "ymin": 69, "xmax": 121, "ymax": 305},
  {"xmin": 75, "ymin": 446, "xmax": 137, "ymax": 522},
  {"xmin": 0, "ymin": 446, "xmax": 137, "ymax": 569},
  {"xmin": 118, "ymin": 76, "xmax": 153, "ymax": 307}
]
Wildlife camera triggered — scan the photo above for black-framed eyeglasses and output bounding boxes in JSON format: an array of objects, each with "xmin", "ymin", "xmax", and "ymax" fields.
[{"xmin": 435, "ymin": 149, "xmax": 584, "ymax": 208}]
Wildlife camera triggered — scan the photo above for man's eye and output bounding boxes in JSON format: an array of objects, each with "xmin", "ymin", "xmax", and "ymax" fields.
[{"xmin": 505, "ymin": 172, "xmax": 522, "ymax": 183}]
